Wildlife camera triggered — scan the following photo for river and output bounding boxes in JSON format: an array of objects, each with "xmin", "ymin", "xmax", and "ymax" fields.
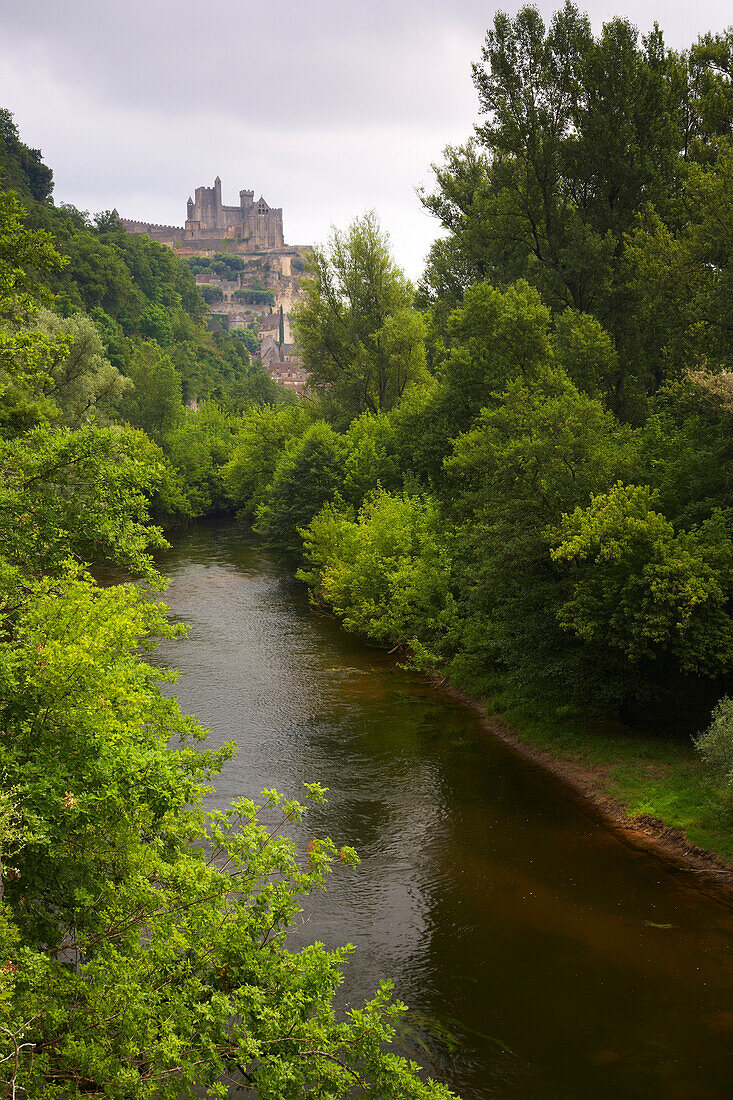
[{"xmin": 154, "ymin": 521, "xmax": 733, "ymax": 1098}]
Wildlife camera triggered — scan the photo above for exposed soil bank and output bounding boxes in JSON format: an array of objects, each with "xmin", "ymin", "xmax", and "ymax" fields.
[
  {"xmin": 439, "ymin": 682, "xmax": 733, "ymax": 909},
  {"xmin": 161, "ymin": 523, "xmax": 733, "ymax": 1098}
]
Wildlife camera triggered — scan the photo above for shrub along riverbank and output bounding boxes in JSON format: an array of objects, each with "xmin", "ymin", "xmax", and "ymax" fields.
[
  {"xmin": 4, "ymin": 3, "xmax": 733, "ymax": 1090},
  {"xmin": 219, "ymin": 6, "xmax": 733, "ymax": 872}
]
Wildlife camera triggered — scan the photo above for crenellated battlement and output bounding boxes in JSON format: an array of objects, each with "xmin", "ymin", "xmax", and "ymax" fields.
[
  {"xmin": 122, "ymin": 219, "xmax": 185, "ymax": 234},
  {"xmin": 121, "ymin": 178, "xmax": 285, "ymax": 252}
]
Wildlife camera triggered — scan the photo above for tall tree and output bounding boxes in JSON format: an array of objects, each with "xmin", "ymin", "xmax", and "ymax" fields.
[
  {"xmin": 430, "ymin": 3, "xmax": 688, "ymax": 302},
  {"xmin": 419, "ymin": 4, "xmax": 697, "ymax": 411},
  {"xmin": 293, "ymin": 212, "xmax": 427, "ymax": 422}
]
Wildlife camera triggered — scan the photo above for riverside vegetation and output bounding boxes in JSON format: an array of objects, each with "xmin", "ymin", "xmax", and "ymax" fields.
[
  {"xmin": 0, "ymin": 115, "xmax": 453, "ymax": 1097},
  {"xmin": 3, "ymin": 1, "xmax": 733, "ymax": 1093}
]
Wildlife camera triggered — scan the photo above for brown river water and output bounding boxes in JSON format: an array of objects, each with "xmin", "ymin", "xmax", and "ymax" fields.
[{"xmin": 154, "ymin": 521, "xmax": 733, "ymax": 1098}]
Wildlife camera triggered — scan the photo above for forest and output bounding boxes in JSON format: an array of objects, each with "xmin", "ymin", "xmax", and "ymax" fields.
[{"xmin": 2, "ymin": 2, "xmax": 733, "ymax": 1095}]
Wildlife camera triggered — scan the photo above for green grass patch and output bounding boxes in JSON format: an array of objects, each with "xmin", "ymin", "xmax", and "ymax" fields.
[{"xmin": 488, "ymin": 696, "xmax": 733, "ymax": 864}]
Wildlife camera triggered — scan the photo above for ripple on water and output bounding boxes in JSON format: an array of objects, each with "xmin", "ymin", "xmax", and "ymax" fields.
[{"xmin": 157, "ymin": 524, "xmax": 733, "ymax": 1100}]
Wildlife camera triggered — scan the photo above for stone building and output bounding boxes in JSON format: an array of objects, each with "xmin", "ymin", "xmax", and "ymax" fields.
[
  {"xmin": 259, "ymin": 335, "xmax": 308, "ymax": 392},
  {"xmin": 184, "ymin": 177, "xmax": 284, "ymax": 248},
  {"xmin": 120, "ymin": 179, "xmax": 309, "ymax": 393},
  {"xmin": 121, "ymin": 177, "xmax": 284, "ymax": 251}
]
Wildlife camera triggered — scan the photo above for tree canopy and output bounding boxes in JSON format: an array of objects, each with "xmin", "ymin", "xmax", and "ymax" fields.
[
  {"xmin": 4, "ymin": 5, "xmax": 733, "ymax": 1084},
  {"xmin": 293, "ymin": 212, "xmax": 428, "ymax": 421}
]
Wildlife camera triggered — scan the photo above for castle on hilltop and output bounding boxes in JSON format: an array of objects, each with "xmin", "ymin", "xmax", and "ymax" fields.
[
  {"xmin": 185, "ymin": 177, "xmax": 283, "ymax": 248},
  {"xmin": 121, "ymin": 177, "xmax": 284, "ymax": 251},
  {"xmin": 120, "ymin": 177, "xmax": 309, "ymax": 392}
]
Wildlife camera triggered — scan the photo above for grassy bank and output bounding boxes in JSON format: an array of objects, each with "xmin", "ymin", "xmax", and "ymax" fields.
[{"xmin": 482, "ymin": 694, "xmax": 733, "ymax": 866}]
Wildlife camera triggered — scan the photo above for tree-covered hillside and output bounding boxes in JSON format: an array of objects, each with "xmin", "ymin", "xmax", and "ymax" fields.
[
  {"xmin": 0, "ymin": 108, "xmax": 294, "ymax": 522},
  {"xmin": 4, "ymin": 3, "xmax": 733, "ymax": 1092},
  {"xmin": 0, "ymin": 110, "xmax": 458, "ymax": 1097}
]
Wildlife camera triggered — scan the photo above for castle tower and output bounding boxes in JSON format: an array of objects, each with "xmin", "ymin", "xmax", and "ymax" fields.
[{"xmin": 184, "ymin": 178, "xmax": 284, "ymax": 247}]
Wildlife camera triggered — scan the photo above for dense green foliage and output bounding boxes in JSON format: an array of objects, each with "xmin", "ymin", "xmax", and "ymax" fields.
[
  {"xmin": 200, "ymin": 283, "xmax": 223, "ymax": 304},
  {"xmin": 4, "ymin": 2, "xmax": 733, "ymax": 1085},
  {"xmin": 696, "ymin": 697, "xmax": 733, "ymax": 794},
  {"xmin": 0, "ymin": 107, "xmax": 53, "ymax": 203},
  {"xmin": 227, "ymin": 11, "xmax": 733, "ymax": 749},
  {"xmin": 186, "ymin": 253, "xmax": 246, "ymax": 280},
  {"xmin": 299, "ymin": 491, "xmax": 456, "ymax": 669},
  {"xmin": 0, "ymin": 116, "xmax": 455, "ymax": 1097},
  {"xmin": 293, "ymin": 212, "xmax": 428, "ymax": 423},
  {"xmin": 419, "ymin": 5, "xmax": 733, "ymax": 417},
  {"xmin": 234, "ymin": 287, "xmax": 276, "ymax": 306}
]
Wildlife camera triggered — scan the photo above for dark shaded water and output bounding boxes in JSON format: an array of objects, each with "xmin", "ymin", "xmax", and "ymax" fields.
[{"xmin": 156, "ymin": 522, "xmax": 733, "ymax": 1098}]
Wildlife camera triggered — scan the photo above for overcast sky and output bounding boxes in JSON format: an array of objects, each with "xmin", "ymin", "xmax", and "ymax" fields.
[{"xmin": 1, "ymin": 0, "xmax": 731, "ymax": 280}]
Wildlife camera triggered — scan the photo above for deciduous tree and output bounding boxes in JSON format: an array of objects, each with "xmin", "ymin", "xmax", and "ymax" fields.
[{"xmin": 293, "ymin": 212, "xmax": 427, "ymax": 421}]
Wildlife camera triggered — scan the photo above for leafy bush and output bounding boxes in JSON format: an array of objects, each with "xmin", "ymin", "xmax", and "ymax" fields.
[
  {"xmin": 213, "ymin": 251, "xmax": 245, "ymax": 271},
  {"xmin": 200, "ymin": 283, "xmax": 222, "ymax": 304},
  {"xmin": 340, "ymin": 411, "xmax": 402, "ymax": 507},
  {"xmin": 138, "ymin": 303, "xmax": 173, "ymax": 346},
  {"xmin": 235, "ymin": 287, "xmax": 275, "ymax": 306},
  {"xmin": 233, "ymin": 325, "xmax": 258, "ymax": 355},
  {"xmin": 223, "ymin": 404, "xmax": 309, "ymax": 520},
  {"xmin": 551, "ymin": 485, "xmax": 733, "ymax": 675},
  {"xmin": 255, "ymin": 421, "xmax": 346, "ymax": 553},
  {"xmin": 163, "ymin": 401, "xmax": 240, "ymax": 515},
  {"xmin": 300, "ymin": 490, "xmax": 457, "ymax": 667},
  {"xmin": 695, "ymin": 697, "xmax": 733, "ymax": 792}
]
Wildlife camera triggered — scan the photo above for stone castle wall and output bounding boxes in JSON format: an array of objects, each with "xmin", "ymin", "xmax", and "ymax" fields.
[
  {"xmin": 122, "ymin": 177, "xmax": 285, "ymax": 252},
  {"xmin": 184, "ymin": 178, "xmax": 284, "ymax": 249},
  {"xmin": 121, "ymin": 219, "xmax": 184, "ymax": 244}
]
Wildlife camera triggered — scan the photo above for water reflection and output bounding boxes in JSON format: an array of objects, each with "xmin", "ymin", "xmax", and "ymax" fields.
[{"xmin": 155, "ymin": 521, "xmax": 733, "ymax": 1098}]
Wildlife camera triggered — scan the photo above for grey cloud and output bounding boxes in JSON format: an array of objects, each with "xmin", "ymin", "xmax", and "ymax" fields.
[
  {"xmin": 1, "ymin": 0, "xmax": 732, "ymax": 278},
  {"xmin": 1, "ymin": 0, "xmax": 484, "ymax": 127}
]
